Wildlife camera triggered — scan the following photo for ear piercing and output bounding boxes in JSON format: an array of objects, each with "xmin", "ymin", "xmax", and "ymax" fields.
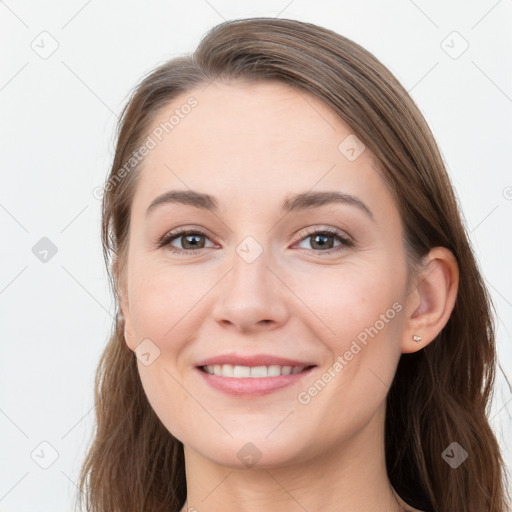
[{"xmin": 412, "ymin": 334, "xmax": 422, "ymax": 343}]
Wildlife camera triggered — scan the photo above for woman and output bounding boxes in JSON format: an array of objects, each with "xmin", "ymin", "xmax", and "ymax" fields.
[{"xmin": 77, "ymin": 17, "xmax": 511, "ymax": 512}]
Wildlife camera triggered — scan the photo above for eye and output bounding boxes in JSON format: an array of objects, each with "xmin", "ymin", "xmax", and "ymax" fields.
[
  {"xmin": 294, "ymin": 227, "xmax": 354, "ymax": 255},
  {"xmin": 158, "ymin": 229, "xmax": 216, "ymax": 254},
  {"xmin": 157, "ymin": 226, "xmax": 354, "ymax": 255}
]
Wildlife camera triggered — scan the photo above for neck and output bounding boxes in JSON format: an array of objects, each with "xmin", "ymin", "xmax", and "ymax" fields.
[{"xmin": 179, "ymin": 404, "xmax": 407, "ymax": 512}]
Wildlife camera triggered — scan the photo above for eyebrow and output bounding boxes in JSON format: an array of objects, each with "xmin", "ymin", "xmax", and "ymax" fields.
[{"xmin": 146, "ymin": 189, "xmax": 374, "ymax": 220}]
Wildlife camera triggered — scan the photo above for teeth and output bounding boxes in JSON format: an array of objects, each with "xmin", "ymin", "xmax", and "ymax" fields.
[
  {"xmin": 250, "ymin": 366, "xmax": 268, "ymax": 377},
  {"xmin": 233, "ymin": 365, "xmax": 251, "ymax": 377},
  {"xmin": 203, "ymin": 364, "xmax": 306, "ymax": 377}
]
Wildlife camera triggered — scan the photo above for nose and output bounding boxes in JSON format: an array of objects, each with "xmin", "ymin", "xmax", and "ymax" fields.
[{"xmin": 211, "ymin": 248, "xmax": 290, "ymax": 333}]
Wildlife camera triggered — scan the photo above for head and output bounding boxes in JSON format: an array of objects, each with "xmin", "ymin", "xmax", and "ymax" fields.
[{"xmin": 79, "ymin": 17, "xmax": 510, "ymax": 512}]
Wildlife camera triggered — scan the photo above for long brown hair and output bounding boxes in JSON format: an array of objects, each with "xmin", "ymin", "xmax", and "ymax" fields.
[{"xmin": 76, "ymin": 17, "xmax": 511, "ymax": 512}]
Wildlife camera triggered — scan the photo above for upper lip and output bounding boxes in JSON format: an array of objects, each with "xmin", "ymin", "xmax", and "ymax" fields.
[{"xmin": 196, "ymin": 353, "xmax": 317, "ymax": 368}]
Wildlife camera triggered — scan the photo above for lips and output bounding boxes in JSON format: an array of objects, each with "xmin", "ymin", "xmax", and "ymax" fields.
[
  {"xmin": 195, "ymin": 353, "xmax": 316, "ymax": 368},
  {"xmin": 194, "ymin": 353, "xmax": 317, "ymax": 396}
]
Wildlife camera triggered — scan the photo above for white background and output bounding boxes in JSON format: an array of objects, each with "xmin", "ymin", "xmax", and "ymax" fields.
[{"xmin": 1, "ymin": 1, "xmax": 511, "ymax": 510}]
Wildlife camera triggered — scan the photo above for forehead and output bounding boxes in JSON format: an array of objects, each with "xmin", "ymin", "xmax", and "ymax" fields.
[{"xmin": 131, "ymin": 80, "xmax": 391, "ymax": 217}]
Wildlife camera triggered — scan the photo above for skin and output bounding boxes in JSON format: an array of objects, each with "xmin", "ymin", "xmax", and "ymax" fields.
[{"xmin": 119, "ymin": 80, "xmax": 459, "ymax": 512}]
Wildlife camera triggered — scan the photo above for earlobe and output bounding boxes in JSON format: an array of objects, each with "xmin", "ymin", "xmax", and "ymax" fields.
[
  {"xmin": 113, "ymin": 256, "xmax": 135, "ymax": 351},
  {"xmin": 402, "ymin": 247, "xmax": 459, "ymax": 354},
  {"xmin": 120, "ymin": 307, "xmax": 137, "ymax": 352},
  {"xmin": 118, "ymin": 296, "xmax": 137, "ymax": 352}
]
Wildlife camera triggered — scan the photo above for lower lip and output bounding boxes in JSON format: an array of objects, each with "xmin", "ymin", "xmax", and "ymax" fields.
[{"xmin": 196, "ymin": 367, "xmax": 315, "ymax": 396}]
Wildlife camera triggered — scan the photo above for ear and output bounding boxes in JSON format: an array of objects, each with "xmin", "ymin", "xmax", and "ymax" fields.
[
  {"xmin": 113, "ymin": 256, "xmax": 136, "ymax": 351},
  {"xmin": 401, "ymin": 247, "xmax": 459, "ymax": 354}
]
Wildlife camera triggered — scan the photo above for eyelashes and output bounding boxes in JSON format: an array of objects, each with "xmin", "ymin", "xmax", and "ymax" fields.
[{"xmin": 157, "ymin": 226, "xmax": 355, "ymax": 256}]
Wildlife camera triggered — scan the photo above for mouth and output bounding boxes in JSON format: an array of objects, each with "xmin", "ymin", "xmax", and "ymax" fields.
[
  {"xmin": 195, "ymin": 357, "xmax": 317, "ymax": 396},
  {"xmin": 199, "ymin": 364, "xmax": 316, "ymax": 378}
]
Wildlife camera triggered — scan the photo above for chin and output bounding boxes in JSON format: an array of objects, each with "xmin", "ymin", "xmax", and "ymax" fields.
[{"xmin": 180, "ymin": 428, "xmax": 314, "ymax": 470}]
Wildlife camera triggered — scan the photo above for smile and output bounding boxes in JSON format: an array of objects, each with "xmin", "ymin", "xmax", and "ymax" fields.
[
  {"xmin": 196, "ymin": 363, "xmax": 316, "ymax": 396},
  {"xmin": 201, "ymin": 364, "xmax": 313, "ymax": 378}
]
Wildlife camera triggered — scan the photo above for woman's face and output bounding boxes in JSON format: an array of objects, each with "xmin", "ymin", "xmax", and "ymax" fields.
[{"xmin": 121, "ymin": 80, "xmax": 413, "ymax": 467}]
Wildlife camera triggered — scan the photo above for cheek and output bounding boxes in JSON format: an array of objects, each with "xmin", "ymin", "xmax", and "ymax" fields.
[
  {"xmin": 305, "ymin": 260, "xmax": 404, "ymax": 350},
  {"xmin": 290, "ymin": 265, "xmax": 404, "ymax": 437},
  {"xmin": 296, "ymin": 259, "xmax": 406, "ymax": 415},
  {"xmin": 125, "ymin": 261, "xmax": 202, "ymax": 441},
  {"xmin": 127, "ymin": 259, "xmax": 196, "ymax": 344}
]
